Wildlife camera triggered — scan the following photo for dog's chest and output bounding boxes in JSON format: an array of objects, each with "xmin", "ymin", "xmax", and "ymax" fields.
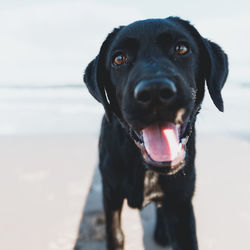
[{"xmin": 142, "ymin": 170, "xmax": 165, "ymax": 207}]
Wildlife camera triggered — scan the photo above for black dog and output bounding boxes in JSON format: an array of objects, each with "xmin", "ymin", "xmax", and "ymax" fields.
[{"xmin": 84, "ymin": 17, "xmax": 228, "ymax": 250}]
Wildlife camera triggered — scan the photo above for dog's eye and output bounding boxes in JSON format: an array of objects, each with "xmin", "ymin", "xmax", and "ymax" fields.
[
  {"xmin": 113, "ymin": 53, "xmax": 127, "ymax": 66},
  {"xmin": 175, "ymin": 44, "xmax": 189, "ymax": 55}
]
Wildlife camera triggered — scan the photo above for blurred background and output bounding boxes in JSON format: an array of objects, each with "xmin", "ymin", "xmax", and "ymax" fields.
[{"xmin": 0, "ymin": 1, "xmax": 249, "ymax": 250}]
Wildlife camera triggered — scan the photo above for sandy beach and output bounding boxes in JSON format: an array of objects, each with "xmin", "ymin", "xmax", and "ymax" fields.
[
  {"xmin": 1, "ymin": 131, "xmax": 250, "ymax": 250},
  {"xmin": 0, "ymin": 135, "xmax": 98, "ymax": 250}
]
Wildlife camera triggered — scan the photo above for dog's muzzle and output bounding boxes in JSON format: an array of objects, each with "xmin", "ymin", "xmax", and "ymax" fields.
[{"xmin": 129, "ymin": 104, "xmax": 200, "ymax": 175}]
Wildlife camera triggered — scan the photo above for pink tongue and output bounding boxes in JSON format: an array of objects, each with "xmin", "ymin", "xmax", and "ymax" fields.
[{"xmin": 142, "ymin": 123, "xmax": 181, "ymax": 162}]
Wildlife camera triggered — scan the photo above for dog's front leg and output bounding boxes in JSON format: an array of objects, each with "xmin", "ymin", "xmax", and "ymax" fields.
[
  {"xmin": 165, "ymin": 200, "xmax": 198, "ymax": 250},
  {"xmin": 103, "ymin": 184, "xmax": 124, "ymax": 250}
]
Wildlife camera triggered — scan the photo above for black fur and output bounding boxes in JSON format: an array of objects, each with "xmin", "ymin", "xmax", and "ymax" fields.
[{"xmin": 84, "ymin": 17, "xmax": 228, "ymax": 250}]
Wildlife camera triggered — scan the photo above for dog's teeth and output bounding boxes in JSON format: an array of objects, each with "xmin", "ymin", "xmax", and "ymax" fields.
[{"xmin": 181, "ymin": 137, "xmax": 187, "ymax": 145}]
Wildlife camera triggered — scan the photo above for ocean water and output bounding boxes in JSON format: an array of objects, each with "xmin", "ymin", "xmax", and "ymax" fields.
[
  {"xmin": 197, "ymin": 83, "xmax": 250, "ymax": 137},
  {"xmin": 0, "ymin": 83, "xmax": 249, "ymax": 137},
  {"xmin": 0, "ymin": 86, "xmax": 103, "ymax": 136},
  {"xmin": 1, "ymin": 0, "xmax": 250, "ymax": 137}
]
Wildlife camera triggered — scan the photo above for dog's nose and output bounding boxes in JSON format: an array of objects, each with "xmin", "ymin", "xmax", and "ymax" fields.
[{"xmin": 134, "ymin": 78, "xmax": 177, "ymax": 106}]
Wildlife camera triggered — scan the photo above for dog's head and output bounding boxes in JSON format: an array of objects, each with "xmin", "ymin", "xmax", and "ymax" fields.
[{"xmin": 84, "ymin": 17, "xmax": 228, "ymax": 175}]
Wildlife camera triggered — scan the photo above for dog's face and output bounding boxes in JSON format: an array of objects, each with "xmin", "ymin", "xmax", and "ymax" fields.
[{"xmin": 84, "ymin": 17, "xmax": 228, "ymax": 175}]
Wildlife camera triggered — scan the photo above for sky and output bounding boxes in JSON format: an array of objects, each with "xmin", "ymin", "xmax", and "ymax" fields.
[{"xmin": 0, "ymin": 0, "xmax": 250, "ymax": 86}]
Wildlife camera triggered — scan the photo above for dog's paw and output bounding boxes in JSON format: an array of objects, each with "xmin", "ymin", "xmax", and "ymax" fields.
[{"xmin": 107, "ymin": 228, "xmax": 124, "ymax": 250}]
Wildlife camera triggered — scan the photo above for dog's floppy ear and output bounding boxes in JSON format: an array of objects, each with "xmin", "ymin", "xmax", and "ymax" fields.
[
  {"xmin": 201, "ymin": 39, "xmax": 228, "ymax": 111},
  {"xmin": 84, "ymin": 27, "xmax": 123, "ymax": 122},
  {"xmin": 169, "ymin": 17, "xmax": 228, "ymax": 112}
]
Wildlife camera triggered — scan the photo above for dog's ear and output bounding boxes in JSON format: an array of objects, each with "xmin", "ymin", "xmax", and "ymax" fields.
[
  {"xmin": 84, "ymin": 27, "xmax": 123, "ymax": 122},
  {"xmin": 201, "ymin": 39, "xmax": 228, "ymax": 112},
  {"xmin": 169, "ymin": 17, "xmax": 228, "ymax": 112}
]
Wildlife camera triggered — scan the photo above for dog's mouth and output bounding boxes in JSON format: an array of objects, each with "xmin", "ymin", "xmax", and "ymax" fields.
[{"xmin": 131, "ymin": 122, "xmax": 189, "ymax": 175}]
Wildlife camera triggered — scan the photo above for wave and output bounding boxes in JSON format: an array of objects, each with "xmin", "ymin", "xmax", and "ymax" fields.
[{"xmin": 0, "ymin": 84, "xmax": 85, "ymax": 89}]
